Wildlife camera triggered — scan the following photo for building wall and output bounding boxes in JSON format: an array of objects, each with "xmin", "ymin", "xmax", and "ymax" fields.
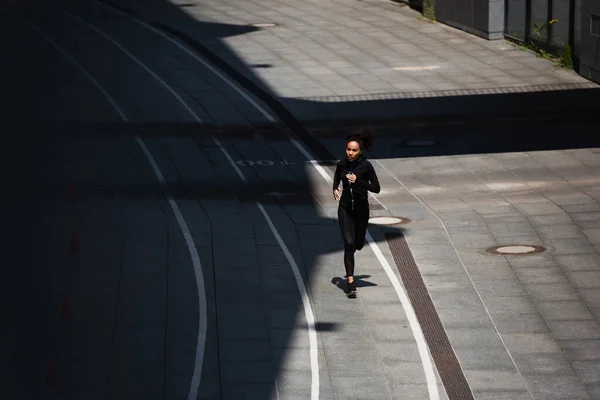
[
  {"xmin": 435, "ymin": 0, "xmax": 505, "ymax": 39},
  {"xmin": 422, "ymin": 0, "xmax": 598, "ymax": 83},
  {"xmin": 580, "ymin": 0, "xmax": 600, "ymax": 82},
  {"xmin": 574, "ymin": 0, "xmax": 582, "ymax": 54},
  {"xmin": 505, "ymin": 0, "xmax": 572, "ymax": 45}
]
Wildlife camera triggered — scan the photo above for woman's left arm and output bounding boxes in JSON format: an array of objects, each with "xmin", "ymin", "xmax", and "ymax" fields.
[{"xmin": 354, "ymin": 163, "xmax": 381, "ymax": 193}]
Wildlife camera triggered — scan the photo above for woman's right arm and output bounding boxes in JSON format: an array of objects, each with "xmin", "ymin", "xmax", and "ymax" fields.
[
  {"xmin": 333, "ymin": 164, "xmax": 341, "ymax": 200},
  {"xmin": 333, "ymin": 165, "xmax": 341, "ymax": 190}
]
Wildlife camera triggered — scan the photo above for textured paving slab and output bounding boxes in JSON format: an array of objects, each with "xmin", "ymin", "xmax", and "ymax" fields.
[
  {"xmin": 102, "ymin": 0, "xmax": 600, "ymax": 126},
  {"xmin": 178, "ymin": 0, "xmax": 592, "ymax": 95},
  {"xmin": 367, "ymin": 132, "xmax": 600, "ymax": 400}
]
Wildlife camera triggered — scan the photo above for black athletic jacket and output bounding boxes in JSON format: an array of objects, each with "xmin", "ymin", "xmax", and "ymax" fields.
[{"xmin": 333, "ymin": 155, "xmax": 381, "ymax": 209}]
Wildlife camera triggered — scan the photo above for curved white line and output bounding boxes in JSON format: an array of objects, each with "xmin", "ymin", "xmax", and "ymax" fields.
[
  {"xmin": 51, "ymin": 4, "xmax": 201, "ymax": 121},
  {"xmin": 8, "ymin": 14, "xmax": 129, "ymax": 121},
  {"xmin": 66, "ymin": 3, "xmax": 321, "ymax": 399},
  {"xmin": 86, "ymin": 2, "xmax": 441, "ymax": 398},
  {"xmin": 10, "ymin": 11, "xmax": 209, "ymax": 400},
  {"xmin": 296, "ymin": 145, "xmax": 441, "ymax": 400},
  {"xmin": 366, "ymin": 232, "xmax": 440, "ymax": 398},
  {"xmin": 214, "ymin": 138, "xmax": 320, "ymax": 400},
  {"xmin": 91, "ymin": 0, "xmax": 336, "ymax": 188},
  {"xmin": 92, "ymin": 0, "xmax": 277, "ymax": 124},
  {"xmin": 373, "ymin": 160, "xmax": 529, "ymax": 399}
]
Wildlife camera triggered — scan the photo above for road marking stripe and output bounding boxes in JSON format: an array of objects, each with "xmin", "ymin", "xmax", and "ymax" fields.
[
  {"xmin": 87, "ymin": 3, "xmax": 441, "ymax": 398},
  {"xmin": 9, "ymin": 11, "xmax": 208, "ymax": 400},
  {"xmin": 214, "ymin": 138, "xmax": 320, "ymax": 400},
  {"xmin": 80, "ymin": 3, "xmax": 321, "ymax": 398}
]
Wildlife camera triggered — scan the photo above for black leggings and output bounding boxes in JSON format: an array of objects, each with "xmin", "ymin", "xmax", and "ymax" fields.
[{"xmin": 338, "ymin": 203, "xmax": 369, "ymax": 277}]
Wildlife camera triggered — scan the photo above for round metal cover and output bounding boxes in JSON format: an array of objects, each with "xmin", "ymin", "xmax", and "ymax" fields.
[
  {"xmin": 369, "ymin": 216, "xmax": 411, "ymax": 226},
  {"xmin": 486, "ymin": 245, "xmax": 546, "ymax": 255},
  {"xmin": 251, "ymin": 23, "xmax": 278, "ymax": 28}
]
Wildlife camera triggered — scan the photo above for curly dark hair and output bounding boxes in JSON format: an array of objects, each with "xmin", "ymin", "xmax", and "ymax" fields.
[{"xmin": 346, "ymin": 125, "xmax": 375, "ymax": 153}]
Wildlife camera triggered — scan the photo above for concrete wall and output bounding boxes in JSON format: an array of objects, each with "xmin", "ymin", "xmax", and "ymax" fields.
[
  {"xmin": 434, "ymin": 0, "xmax": 505, "ymax": 40},
  {"xmin": 505, "ymin": 0, "xmax": 572, "ymax": 45},
  {"xmin": 423, "ymin": 0, "xmax": 598, "ymax": 84},
  {"xmin": 574, "ymin": 0, "xmax": 582, "ymax": 54},
  {"xmin": 580, "ymin": 0, "xmax": 600, "ymax": 83}
]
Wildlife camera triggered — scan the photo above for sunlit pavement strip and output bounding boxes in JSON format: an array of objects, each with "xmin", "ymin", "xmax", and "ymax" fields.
[
  {"xmin": 313, "ymin": 128, "xmax": 600, "ymax": 399},
  {"xmin": 166, "ymin": 0, "xmax": 596, "ymax": 103},
  {"xmin": 372, "ymin": 150, "xmax": 600, "ymax": 399}
]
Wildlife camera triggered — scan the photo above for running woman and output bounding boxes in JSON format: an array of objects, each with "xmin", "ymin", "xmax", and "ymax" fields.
[{"xmin": 333, "ymin": 127, "xmax": 381, "ymax": 298}]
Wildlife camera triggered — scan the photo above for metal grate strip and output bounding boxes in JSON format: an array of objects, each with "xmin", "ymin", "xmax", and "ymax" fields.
[{"xmin": 385, "ymin": 232, "xmax": 474, "ymax": 400}]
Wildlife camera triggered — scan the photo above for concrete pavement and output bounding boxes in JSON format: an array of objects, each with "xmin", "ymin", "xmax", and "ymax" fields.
[
  {"xmin": 105, "ymin": 0, "xmax": 600, "ymax": 126},
  {"xmin": 2, "ymin": 0, "xmax": 600, "ymax": 399}
]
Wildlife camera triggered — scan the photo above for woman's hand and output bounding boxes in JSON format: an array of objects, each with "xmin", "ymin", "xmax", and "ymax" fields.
[
  {"xmin": 346, "ymin": 173, "xmax": 356, "ymax": 184},
  {"xmin": 333, "ymin": 189, "xmax": 340, "ymax": 201}
]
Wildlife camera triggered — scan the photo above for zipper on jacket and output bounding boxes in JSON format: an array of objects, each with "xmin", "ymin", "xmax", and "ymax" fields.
[{"xmin": 349, "ymin": 169, "xmax": 354, "ymax": 210}]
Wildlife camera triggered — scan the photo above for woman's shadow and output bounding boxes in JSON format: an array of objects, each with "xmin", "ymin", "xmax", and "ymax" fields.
[{"xmin": 331, "ymin": 275, "xmax": 378, "ymax": 295}]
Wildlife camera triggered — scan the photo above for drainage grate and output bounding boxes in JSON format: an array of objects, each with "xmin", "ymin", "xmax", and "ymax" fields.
[{"xmin": 385, "ymin": 233, "xmax": 474, "ymax": 400}]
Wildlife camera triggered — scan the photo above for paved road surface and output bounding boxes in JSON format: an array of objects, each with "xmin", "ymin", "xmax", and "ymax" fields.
[{"xmin": 1, "ymin": 0, "xmax": 600, "ymax": 399}]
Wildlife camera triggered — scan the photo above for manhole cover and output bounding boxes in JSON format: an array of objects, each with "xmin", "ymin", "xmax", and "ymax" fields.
[
  {"xmin": 251, "ymin": 63, "xmax": 273, "ymax": 69},
  {"xmin": 486, "ymin": 245, "xmax": 546, "ymax": 255},
  {"xmin": 405, "ymin": 140, "xmax": 436, "ymax": 147},
  {"xmin": 369, "ymin": 216, "xmax": 411, "ymax": 226},
  {"xmin": 251, "ymin": 23, "xmax": 278, "ymax": 28}
]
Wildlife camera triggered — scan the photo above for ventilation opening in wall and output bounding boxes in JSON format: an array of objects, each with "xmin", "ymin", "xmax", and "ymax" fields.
[{"xmin": 592, "ymin": 15, "xmax": 600, "ymax": 37}]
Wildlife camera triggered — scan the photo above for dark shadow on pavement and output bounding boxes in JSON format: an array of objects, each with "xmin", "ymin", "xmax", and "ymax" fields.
[{"xmin": 331, "ymin": 275, "xmax": 378, "ymax": 293}]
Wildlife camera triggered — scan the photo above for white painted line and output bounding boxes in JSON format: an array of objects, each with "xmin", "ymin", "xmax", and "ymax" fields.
[
  {"xmin": 86, "ymin": 3, "xmax": 438, "ymax": 398},
  {"xmin": 374, "ymin": 159, "xmax": 527, "ymax": 398},
  {"xmin": 288, "ymin": 138, "xmax": 440, "ymax": 399},
  {"xmin": 214, "ymin": 138, "xmax": 320, "ymax": 400},
  {"xmin": 366, "ymin": 231, "xmax": 439, "ymax": 396},
  {"xmin": 9, "ymin": 12, "xmax": 209, "ymax": 400},
  {"xmin": 78, "ymin": 3, "xmax": 320, "ymax": 399},
  {"xmin": 8, "ymin": 14, "xmax": 128, "ymax": 121},
  {"xmin": 134, "ymin": 140, "xmax": 207, "ymax": 400},
  {"xmin": 92, "ymin": 5, "xmax": 437, "ymax": 397},
  {"xmin": 289, "ymin": 138, "xmax": 334, "ymax": 183},
  {"xmin": 86, "ymin": 3, "xmax": 439, "ymax": 400},
  {"xmin": 52, "ymin": 4, "xmax": 202, "ymax": 122},
  {"xmin": 94, "ymin": 0, "xmax": 387, "ymax": 215},
  {"xmin": 42, "ymin": 7, "xmax": 210, "ymax": 400},
  {"xmin": 93, "ymin": 0, "xmax": 277, "ymax": 124}
]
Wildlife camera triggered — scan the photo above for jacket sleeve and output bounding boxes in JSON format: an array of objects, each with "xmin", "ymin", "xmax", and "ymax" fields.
[
  {"xmin": 355, "ymin": 163, "xmax": 381, "ymax": 194},
  {"xmin": 333, "ymin": 163, "xmax": 341, "ymax": 191}
]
